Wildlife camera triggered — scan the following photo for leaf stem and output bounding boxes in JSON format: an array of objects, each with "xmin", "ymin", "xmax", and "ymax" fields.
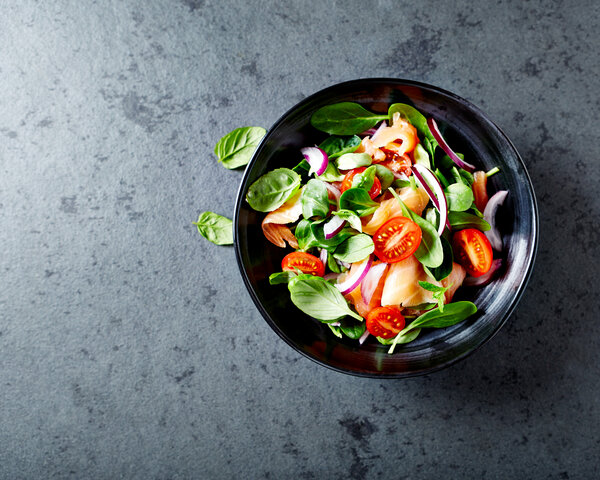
[{"xmin": 486, "ymin": 166, "xmax": 500, "ymax": 177}]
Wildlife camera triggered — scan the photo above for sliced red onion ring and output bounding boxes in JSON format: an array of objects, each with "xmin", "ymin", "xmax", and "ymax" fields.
[
  {"xmin": 323, "ymin": 215, "xmax": 346, "ymax": 240},
  {"xmin": 324, "ymin": 182, "xmax": 341, "ymax": 204},
  {"xmin": 360, "ymin": 263, "xmax": 388, "ymax": 305},
  {"xmin": 464, "ymin": 259, "xmax": 502, "ymax": 286},
  {"xmin": 412, "ymin": 164, "xmax": 449, "ymax": 235},
  {"xmin": 369, "ymin": 121, "xmax": 388, "ymax": 143},
  {"xmin": 358, "ymin": 330, "xmax": 370, "ymax": 345},
  {"xmin": 483, "ymin": 190, "xmax": 509, "ymax": 251},
  {"xmin": 319, "ymin": 248, "xmax": 328, "ymax": 266},
  {"xmin": 335, "ymin": 255, "xmax": 373, "ymax": 295},
  {"xmin": 300, "ymin": 146, "xmax": 329, "ymax": 176},
  {"xmin": 427, "ymin": 117, "xmax": 476, "ymax": 172}
]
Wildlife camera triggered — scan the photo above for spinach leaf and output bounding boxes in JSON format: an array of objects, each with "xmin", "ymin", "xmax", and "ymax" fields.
[
  {"xmin": 339, "ymin": 188, "xmax": 379, "ymax": 217},
  {"xmin": 424, "ymin": 236, "xmax": 454, "ymax": 281},
  {"xmin": 327, "ymin": 323, "xmax": 343, "ymax": 338},
  {"xmin": 288, "ymin": 274, "xmax": 362, "ymax": 321},
  {"xmin": 193, "ymin": 211, "xmax": 233, "ymax": 245},
  {"xmin": 387, "ymin": 328, "xmax": 423, "ymax": 353},
  {"xmin": 311, "ymin": 102, "xmax": 388, "ymax": 135},
  {"xmin": 332, "ymin": 209, "xmax": 362, "ymax": 232},
  {"xmin": 319, "ymin": 135, "xmax": 361, "ymax": 159},
  {"xmin": 392, "ymin": 179, "xmax": 411, "ymax": 189},
  {"xmin": 388, "ymin": 104, "xmax": 434, "ymax": 142},
  {"xmin": 246, "ymin": 168, "xmax": 301, "ymax": 212},
  {"xmin": 311, "ymin": 224, "xmax": 357, "ymax": 252},
  {"xmin": 269, "ymin": 271, "xmax": 297, "ymax": 285},
  {"xmin": 448, "ymin": 212, "xmax": 491, "ymax": 231},
  {"xmin": 434, "ymin": 168, "xmax": 450, "ymax": 188},
  {"xmin": 292, "ymin": 158, "xmax": 310, "ymax": 175},
  {"xmin": 294, "ymin": 219, "xmax": 318, "ymax": 251},
  {"xmin": 422, "ymin": 137, "xmax": 436, "ymax": 167},
  {"xmin": 445, "ymin": 183, "xmax": 474, "ymax": 212},
  {"xmin": 374, "ymin": 164, "xmax": 395, "ymax": 191},
  {"xmin": 418, "ymin": 281, "xmax": 450, "ymax": 312},
  {"xmin": 333, "ymin": 234, "xmax": 374, "ymax": 263},
  {"xmin": 339, "ymin": 318, "xmax": 366, "ymax": 339},
  {"xmin": 318, "ymin": 162, "xmax": 345, "ymax": 182},
  {"xmin": 336, "ymin": 152, "xmax": 372, "ymax": 170},
  {"xmin": 214, "ymin": 126, "xmax": 266, "ymax": 169},
  {"xmin": 403, "ymin": 301, "xmax": 477, "ymax": 333},
  {"xmin": 351, "ymin": 165, "xmax": 376, "ymax": 191},
  {"xmin": 413, "ymin": 143, "xmax": 431, "ymax": 168},
  {"xmin": 326, "ymin": 250, "xmax": 341, "ymax": 273},
  {"xmin": 388, "ymin": 189, "xmax": 443, "ymax": 268},
  {"xmin": 301, "ymin": 179, "xmax": 329, "ymax": 219},
  {"xmin": 459, "ymin": 168, "xmax": 474, "ymax": 185}
]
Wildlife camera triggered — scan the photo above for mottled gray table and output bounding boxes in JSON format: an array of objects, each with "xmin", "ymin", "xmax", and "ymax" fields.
[{"xmin": 1, "ymin": 1, "xmax": 599, "ymax": 478}]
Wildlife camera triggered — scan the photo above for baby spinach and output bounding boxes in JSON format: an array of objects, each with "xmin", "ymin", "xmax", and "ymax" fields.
[
  {"xmin": 333, "ymin": 234, "xmax": 374, "ymax": 263},
  {"xmin": 311, "ymin": 102, "xmax": 388, "ymax": 135},
  {"xmin": 386, "ymin": 328, "xmax": 423, "ymax": 353},
  {"xmin": 459, "ymin": 169, "xmax": 474, "ymax": 185},
  {"xmin": 268, "ymin": 271, "xmax": 297, "ymax": 285},
  {"xmin": 445, "ymin": 183, "xmax": 474, "ymax": 212},
  {"xmin": 403, "ymin": 301, "xmax": 477, "ymax": 333},
  {"xmin": 327, "ymin": 324, "xmax": 343, "ymax": 338},
  {"xmin": 332, "ymin": 209, "xmax": 362, "ymax": 232},
  {"xmin": 448, "ymin": 212, "xmax": 491, "ymax": 231},
  {"xmin": 424, "ymin": 236, "xmax": 454, "ymax": 281},
  {"xmin": 318, "ymin": 162, "xmax": 345, "ymax": 182},
  {"xmin": 292, "ymin": 158, "xmax": 310, "ymax": 176},
  {"xmin": 301, "ymin": 179, "xmax": 329, "ymax": 219},
  {"xmin": 418, "ymin": 281, "xmax": 450, "ymax": 311},
  {"xmin": 388, "ymin": 103, "xmax": 434, "ymax": 142},
  {"xmin": 351, "ymin": 165, "xmax": 376, "ymax": 191},
  {"xmin": 294, "ymin": 219, "xmax": 318, "ymax": 250},
  {"xmin": 312, "ymin": 224, "xmax": 357, "ymax": 252},
  {"xmin": 326, "ymin": 250, "xmax": 341, "ymax": 273},
  {"xmin": 336, "ymin": 152, "xmax": 372, "ymax": 170},
  {"xmin": 434, "ymin": 168, "xmax": 450, "ymax": 188},
  {"xmin": 319, "ymin": 135, "xmax": 361, "ymax": 159},
  {"xmin": 193, "ymin": 211, "xmax": 233, "ymax": 245},
  {"xmin": 388, "ymin": 189, "xmax": 443, "ymax": 268},
  {"xmin": 288, "ymin": 274, "xmax": 363, "ymax": 322},
  {"xmin": 339, "ymin": 188, "xmax": 379, "ymax": 217},
  {"xmin": 214, "ymin": 126, "xmax": 266, "ymax": 169},
  {"xmin": 246, "ymin": 168, "xmax": 301, "ymax": 212},
  {"xmin": 374, "ymin": 164, "xmax": 395, "ymax": 191},
  {"xmin": 413, "ymin": 143, "xmax": 431, "ymax": 169},
  {"xmin": 339, "ymin": 318, "xmax": 366, "ymax": 339}
]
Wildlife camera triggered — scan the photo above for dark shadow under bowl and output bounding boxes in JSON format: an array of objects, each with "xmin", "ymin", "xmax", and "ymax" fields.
[{"xmin": 234, "ymin": 78, "xmax": 538, "ymax": 378}]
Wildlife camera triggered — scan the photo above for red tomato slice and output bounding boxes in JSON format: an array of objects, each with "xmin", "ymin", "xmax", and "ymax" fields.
[
  {"xmin": 378, "ymin": 151, "xmax": 412, "ymax": 178},
  {"xmin": 340, "ymin": 167, "xmax": 382, "ymax": 199},
  {"xmin": 452, "ymin": 228, "xmax": 493, "ymax": 277},
  {"xmin": 366, "ymin": 306, "xmax": 405, "ymax": 339},
  {"xmin": 281, "ymin": 252, "xmax": 325, "ymax": 277},
  {"xmin": 372, "ymin": 217, "xmax": 422, "ymax": 263}
]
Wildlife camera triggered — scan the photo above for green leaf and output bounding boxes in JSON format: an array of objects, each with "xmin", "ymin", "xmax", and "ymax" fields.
[
  {"xmin": 387, "ymin": 328, "xmax": 423, "ymax": 353},
  {"xmin": 326, "ymin": 250, "xmax": 341, "ymax": 273},
  {"xmin": 333, "ymin": 234, "xmax": 374, "ymax": 263},
  {"xmin": 445, "ymin": 183, "xmax": 474, "ymax": 212},
  {"xmin": 339, "ymin": 188, "xmax": 379, "ymax": 217},
  {"xmin": 318, "ymin": 135, "xmax": 361, "ymax": 159},
  {"xmin": 402, "ymin": 301, "xmax": 477, "ymax": 334},
  {"xmin": 388, "ymin": 188, "xmax": 443, "ymax": 268},
  {"xmin": 425, "ymin": 236, "xmax": 454, "ymax": 281},
  {"xmin": 318, "ymin": 162, "xmax": 345, "ymax": 182},
  {"xmin": 332, "ymin": 209, "xmax": 362, "ymax": 232},
  {"xmin": 336, "ymin": 152, "xmax": 372, "ymax": 170},
  {"xmin": 351, "ymin": 165, "xmax": 376, "ymax": 191},
  {"xmin": 434, "ymin": 168, "xmax": 450, "ymax": 188},
  {"xmin": 459, "ymin": 168, "xmax": 474, "ymax": 185},
  {"xmin": 288, "ymin": 274, "xmax": 362, "ymax": 321},
  {"xmin": 311, "ymin": 102, "xmax": 388, "ymax": 135},
  {"xmin": 422, "ymin": 137, "xmax": 437, "ymax": 167},
  {"xmin": 294, "ymin": 219, "xmax": 317, "ymax": 251},
  {"xmin": 374, "ymin": 164, "xmax": 395, "ymax": 191},
  {"xmin": 246, "ymin": 168, "xmax": 301, "ymax": 212},
  {"xmin": 413, "ymin": 143, "xmax": 431, "ymax": 169},
  {"xmin": 268, "ymin": 271, "xmax": 297, "ymax": 285},
  {"xmin": 327, "ymin": 323, "xmax": 343, "ymax": 338},
  {"xmin": 214, "ymin": 126, "xmax": 266, "ymax": 169},
  {"xmin": 448, "ymin": 212, "xmax": 491, "ymax": 231},
  {"xmin": 301, "ymin": 179, "xmax": 330, "ymax": 219},
  {"xmin": 339, "ymin": 318, "xmax": 366, "ymax": 339},
  {"xmin": 292, "ymin": 158, "xmax": 310, "ymax": 175},
  {"xmin": 193, "ymin": 211, "xmax": 233, "ymax": 245},
  {"xmin": 418, "ymin": 281, "xmax": 450, "ymax": 311},
  {"xmin": 296, "ymin": 219, "xmax": 357, "ymax": 252}
]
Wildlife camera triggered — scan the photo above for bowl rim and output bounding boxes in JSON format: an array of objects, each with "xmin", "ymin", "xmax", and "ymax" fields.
[{"xmin": 233, "ymin": 77, "xmax": 539, "ymax": 378}]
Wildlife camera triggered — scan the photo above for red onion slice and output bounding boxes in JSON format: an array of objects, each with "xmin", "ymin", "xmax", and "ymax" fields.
[
  {"xmin": 335, "ymin": 255, "xmax": 373, "ymax": 295},
  {"xmin": 323, "ymin": 215, "xmax": 346, "ymax": 240},
  {"xmin": 412, "ymin": 164, "xmax": 449, "ymax": 235},
  {"xmin": 300, "ymin": 146, "xmax": 329, "ymax": 176},
  {"xmin": 483, "ymin": 190, "xmax": 508, "ymax": 251},
  {"xmin": 427, "ymin": 117, "xmax": 476, "ymax": 172},
  {"xmin": 464, "ymin": 259, "xmax": 502, "ymax": 286},
  {"xmin": 324, "ymin": 182, "xmax": 341, "ymax": 204},
  {"xmin": 358, "ymin": 330, "xmax": 370, "ymax": 344},
  {"xmin": 323, "ymin": 272, "xmax": 340, "ymax": 282},
  {"xmin": 319, "ymin": 248, "xmax": 328, "ymax": 266},
  {"xmin": 360, "ymin": 263, "xmax": 388, "ymax": 305}
]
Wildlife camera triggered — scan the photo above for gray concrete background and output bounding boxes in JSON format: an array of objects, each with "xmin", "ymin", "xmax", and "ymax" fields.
[{"xmin": 1, "ymin": 0, "xmax": 599, "ymax": 478}]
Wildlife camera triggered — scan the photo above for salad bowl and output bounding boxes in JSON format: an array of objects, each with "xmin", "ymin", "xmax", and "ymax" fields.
[{"xmin": 234, "ymin": 78, "xmax": 538, "ymax": 378}]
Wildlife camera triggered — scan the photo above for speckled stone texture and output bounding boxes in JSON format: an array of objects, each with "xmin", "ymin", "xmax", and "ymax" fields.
[{"xmin": 1, "ymin": 0, "xmax": 598, "ymax": 478}]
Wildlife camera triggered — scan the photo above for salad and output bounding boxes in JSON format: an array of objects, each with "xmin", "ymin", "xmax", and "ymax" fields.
[{"xmin": 245, "ymin": 102, "xmax": 508, "ymax": 353}]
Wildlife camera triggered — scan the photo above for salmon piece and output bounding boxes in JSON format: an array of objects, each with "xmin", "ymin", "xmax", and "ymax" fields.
[
  {"xmin": 380, "ymin": 255, "xmax": 441, "ymax": 307},
  {"xmin": 343, "ymin": 262, "xmax": 389, "ymax": 319},
  {"xmin": 362, "ymin": 186, "xmax": 430, "ymax": 235},
  {"xmin": 261, "ymin": 190, "xmax": 302, "ymax": 248},
  {"xmin": 441, "ymin": 262, "xmax": 466, "ymax": 303},
  {"xmin": 472, "ymin": 171, "xmax": 488, "ymax": 211},
  {"xmin": 356, "ymin": 137, "xmax": 386, "ymax": 162},
  {"xmin": 370, "ymin": 113, "xmax": 418, "ymax": 156}
]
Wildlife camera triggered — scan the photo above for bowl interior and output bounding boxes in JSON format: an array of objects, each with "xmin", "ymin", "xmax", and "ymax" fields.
[{"xmin": 234, "ymin": 79, "xmax": 537, "ymax": 377}]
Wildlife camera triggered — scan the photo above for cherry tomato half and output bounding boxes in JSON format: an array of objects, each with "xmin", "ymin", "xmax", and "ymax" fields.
[
  {"xmin": 281, "ymin": 252, "xmax": 325, "ymax": 277},
  {"xmin": 340, "ymin": 167, "xmax": 382, "ymax": 199},
  {"xmin": 366, "ymin": 306, "xmax": 406, "ymax": 339},
  {"xmin": 373, "ymin": 217, "xmax": 422, "ymax": 263},
  {"xmin": 452, "ymin": 228, "xmax": 493, "ymax": 277},
  {"xmin": 378, "ymin": 151, "xmax": 412, "ymax": 178}
]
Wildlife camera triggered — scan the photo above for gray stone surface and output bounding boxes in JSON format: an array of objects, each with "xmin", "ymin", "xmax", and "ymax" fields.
[{"xmin": 1, "ymin": 0, "xmax": 599, "ymax": 478}]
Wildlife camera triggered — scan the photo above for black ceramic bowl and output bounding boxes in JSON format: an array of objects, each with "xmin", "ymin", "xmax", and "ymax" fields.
[{"xmin": 234, "ymin": 78, "xmax": 538, "ymax": 378}]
